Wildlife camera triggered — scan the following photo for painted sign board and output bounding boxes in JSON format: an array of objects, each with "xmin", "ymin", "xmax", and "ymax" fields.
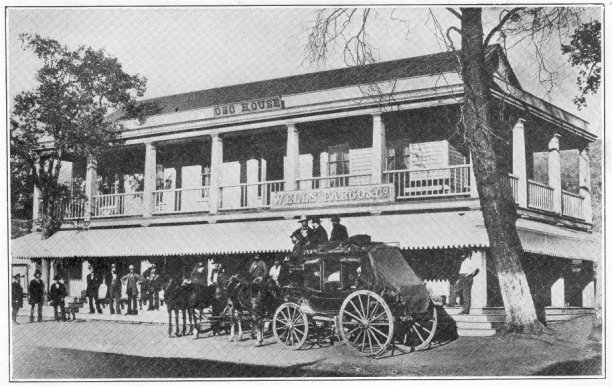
[
  {"xmin": 213, "ymin": 96, "xmax": 283, "ymax": 118},
  {"xmin": 270, "ymin": 184, "xmax": 395, "ymax": 209}
]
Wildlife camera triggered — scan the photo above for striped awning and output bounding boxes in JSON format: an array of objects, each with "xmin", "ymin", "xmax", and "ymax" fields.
[{"xmin": 11, "ymin": 211, "xmax": 600, "ymax": 262}]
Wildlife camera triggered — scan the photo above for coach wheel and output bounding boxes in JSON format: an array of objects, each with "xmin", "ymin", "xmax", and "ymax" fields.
[
  {"xmin": 403, "ymin": 302, "xmax": 438, "ymax": 351},
  {"xmin": 273, "ymin": 302, "xmax": 309, "ymax": 350},
  {"xmin": 339, "ymin": 290, "xmax": 394, "ymax": 357}
]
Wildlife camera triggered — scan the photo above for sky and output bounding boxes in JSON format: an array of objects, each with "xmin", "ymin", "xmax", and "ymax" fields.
[{"xmin": 7, "ymin": 6, "xmax": 603, "ymax": 135}]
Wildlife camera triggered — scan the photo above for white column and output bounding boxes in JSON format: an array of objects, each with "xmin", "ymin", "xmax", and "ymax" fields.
[
  {"xmin": 81, "ymin": 260, "xmax": 89, "ymax": 282},
  {"xmin": 512, "ymin": 118, "xmax": 528, "ymax": 207},
  {"xmin": 208, "ymin": 134, "xmax": 223, "ymax": 214},
  {"xmin": 582, "ymin": 281, "xmax": 595, "ymax": 308},
  {"xmin": 143, "ymin": 142, "xmax": 157, "ymax": 217},
  {"xmin": 551, "ymin": 277, "xmax": 565, "ymax": 307},
  {"xmin": 32, "ymin": 186, "xmax": 41, "ymax": 222},
  {"xmin": 371, "ymin": 114, "xmax": 386, "ymax": 184},
  {"xmin": 319, "ymin": 152, "xmax": 329, "ymax": 189},
  {"xmin": 469, "ymin": 151, "xmax": 479, "ymax": 198},
  {"xmin": 548, "ymin": 134, "xmax": 562, "ymax": 214},
  {"xmin": 246, "ymin": 158, "xmax": 259, "ymax": 206},
  {"xmin": 579, "ymin": 146, "xmax": 592, "ymax": 223},
  {"xmin": 285, "ymin": 124, "xmax": 299, "ymax": 191},
  {"xmin": 470, "ymin": 250, "xmax": 488, "ymax": 309},
  {"xmin": 84, "ymin": 155, "xmax": 98, "ymax": 221}
]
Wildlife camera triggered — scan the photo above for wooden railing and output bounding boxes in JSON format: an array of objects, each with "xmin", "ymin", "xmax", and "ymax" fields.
[
  {"xmin": 383, "ymin": 165, "xmax": 470, "ymax": 199},
  {"xmin": 562, "ymin": 190, "xmax": 584, "ymax": 219},
  {"xmin": 63, "ymin": 198, "xmax": 87, "ymax": 220},
  {"xmin": 153, "ymin": 187, "xmax": 211, "ymax": 214},
  {"xmin": 527, "ymin": 180, "xmax": 554, "ymax": 212},
  {"xmin": 500, "ymin": 173, "xmax": 519, "ymax": 203},
  {"xmin": 92, "ymin": 192, "xmax": 144, "ymax": 218},
  {"xmin": 296, "ymin": 174, "xmax": 372, "ymax": 190},
  {"xmin": 219, "ymin": 180, "xmax": 285, "ymax": 210}
]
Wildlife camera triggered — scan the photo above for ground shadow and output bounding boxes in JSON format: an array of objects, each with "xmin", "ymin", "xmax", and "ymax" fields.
[
  {"xmin": 432, "ymin": 306, "xmax": 459, "ymax": 344},
  {"xmin": 532, "ymin": 355, "xmax": 602, "ymax": 376}
]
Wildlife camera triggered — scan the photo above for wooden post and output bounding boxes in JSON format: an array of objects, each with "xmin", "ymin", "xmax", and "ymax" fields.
[
  {"xmin": 208, "ymin": 134, "xmax": 223, "ymax": 214},
  {"xmin": 371, "ymin": 114, "xmax": 386, "ymax": 184},
  {"xmin": 512, "ymin": 118, "xmax": 528, "ymax": 207},
  {"xmin": 548, "ymin": 134, "xmax": 562, "ymax": 214},
  {"xmin": 84, "ymin": 155, "xmax": 98, "ymax": 221},
  {"xmin": 579, "ymin": 146, "xmax": 592, "ymax": 223},
  {"xmin": 285, "ymin": 123, "xmax": 299, "ymax": 191},
  {"xmin": 143, "ymin": 142, "xmax": 157, "ymax": 218}
]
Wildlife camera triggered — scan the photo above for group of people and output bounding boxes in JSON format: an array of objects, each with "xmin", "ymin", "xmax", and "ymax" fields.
[
  {"xmin": 290, "ymin": 215, "xmax": 349, "ymax": 255},
  {"xmin": 11, "ymin": 270, "xmax": 73, "ymax": 323},
  {"xmin": 102, "ymin": 263, "xmax": 163, "ymax": 316}
]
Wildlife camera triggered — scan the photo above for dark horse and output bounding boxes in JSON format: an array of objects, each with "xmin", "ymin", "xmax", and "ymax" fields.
[
  {"xmin": 225, "ymin": 275, "xmax": 283, "ymax": 345},
  {"xmin": 163, "ymin": 279, "xmax": 195, "ymax": 337}
]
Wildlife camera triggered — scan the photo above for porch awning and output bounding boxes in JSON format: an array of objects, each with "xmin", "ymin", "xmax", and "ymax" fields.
[{"xmin": 11, "ymin": 211, "xmax": 600, "ymax": 262}]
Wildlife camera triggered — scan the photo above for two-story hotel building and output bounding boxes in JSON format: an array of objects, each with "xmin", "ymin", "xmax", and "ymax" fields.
[{"xmin": 11, "ymin": 45, "xmax": 600, "ymax": 333}]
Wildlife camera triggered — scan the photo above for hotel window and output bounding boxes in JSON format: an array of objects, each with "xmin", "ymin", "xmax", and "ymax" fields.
[
  {"xmin": 155, "ymin": 164, "xmax": 165, "ymax": 190},
  {"xmin": 328, "ymin": 143, "xmax": 350, "ymax": 187},
  {"xmin": 201, "ymin": 166, "xmax": 211, "ymax": 198},
  {"xmin": 386, "ymin": 140, "xmax": 411, "ymax": 170}
]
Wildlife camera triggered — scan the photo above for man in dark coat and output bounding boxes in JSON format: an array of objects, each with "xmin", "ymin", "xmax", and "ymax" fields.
[
  {"xmin": 191, "ymin": 261, "xmax": 208, "ymax": 286},
  {"xmin": 293, "ymin": 215, "xmax": 312, "ymax": 242},
  {"xmin": 249, "ymin": 254, "xmax": 268, "ymax": 281},
  {"xmin": 85, "ymin": 265, "xmax": 103, "ymax": 314},
  {"xmin": 28, "ymin": 270, "xmax": 44, "ymax": 323},
  {"xmin": 49, "ymin": 276, "xmax": 68, "ymax": 321},
  {"xmin": 330, "ymin": 215, "xmax": 349, "ymax": 242},
  {"xmin": 106, "ymin": 263, "xmax": 122, "ymax": 315},
  {"xmin": 12, "ymin": 274, "xmax": 24, "ymax": 324},
  {"xmin": 147, "ymin": 265, "xmax": 162, "ymax": 311},
  {"xmin": 310, "ymin": 217, "xmax": 329, "ymax": 246},
  {"xmin": 121, "ymin": 264, "xmax": 142, "ymax": 315}
]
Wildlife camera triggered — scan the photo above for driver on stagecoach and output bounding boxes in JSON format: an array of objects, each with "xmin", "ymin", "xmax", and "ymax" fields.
[{"xmin": 190, "ymin": 261, "xmax": 208, "ymax": 287}]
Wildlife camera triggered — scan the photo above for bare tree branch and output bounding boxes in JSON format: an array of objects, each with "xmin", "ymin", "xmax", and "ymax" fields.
[
  {"xmin": 483, "ymin": 7, "xmax": 525, "ymax": 48},
  {"xmin": 446, "ymin": 7, "xmax": 462, "ymax": 20}
]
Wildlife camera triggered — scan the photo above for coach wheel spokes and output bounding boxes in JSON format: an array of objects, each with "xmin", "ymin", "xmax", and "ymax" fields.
[
  {"xmin": 405, "ymin": 303, "xmax": 438, "ymax": 351},
  {"xmin": 273, "ymin": 302, "xmax": 308, "ymax": 350},
  {"xmin": 339, "ymin": 290, "xmax": 394, "ymax": 357}
]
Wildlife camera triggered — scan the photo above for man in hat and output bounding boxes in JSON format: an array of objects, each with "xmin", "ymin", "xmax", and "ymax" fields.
[
  {"xmin": 310, "ymin": 217, "xmax": 329, "ymax": 246},
  {"xmin": 147, "ymin": 264, "xmax": 162, "ymax": 311},
  {"xmin": 290, "ymin": 231, "xmax": 304, "ymax": 256},
  {"xmin": 12, "ymin": 274, "xmax": 24, "ymax": 324},
  {"xmin": 294, "ymin": 215, "xmax": 312, "ymax": 242},
  {"xmin": 330, "ymin": 215, "xmax": 349, "ymax": 242},
  {"xmin": 121, "ymin": 264, "xmax": 142, "ymax": 315},
  {"xmin": 49, "ymin": 275, "xmax": 68, "ymax": 321},
  {"xmin": 249, "ymin": 254, "xmax": 268, "ymax": 281},
  {"xmin": 106, "ymin": 263, "xmax": 122, "ymax": 314},
  {"xmin": 191, "ymin": 261, "xmax": 208, "ymax": 287},
  {"xmin": 28, "ymin": 270, "xmax": 44, "ymax": 322},
  {"xmin": 85, "ymin": 265, "xmax": 103, "ymax": 314}
]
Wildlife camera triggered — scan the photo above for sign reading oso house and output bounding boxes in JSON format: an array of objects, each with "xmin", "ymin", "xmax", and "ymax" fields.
[
  {"xmin": 213, "ymin": 96, "xmax": 283, "ymax": 118},
  {"xmin": 270, "ymin": 184, "xmax": 395, "ymax": 209}
]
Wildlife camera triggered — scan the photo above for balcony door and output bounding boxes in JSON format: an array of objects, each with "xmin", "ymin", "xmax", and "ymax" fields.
[{"xmin": 328, "ymin": 143, "xmax": 350, "ymax": 187}]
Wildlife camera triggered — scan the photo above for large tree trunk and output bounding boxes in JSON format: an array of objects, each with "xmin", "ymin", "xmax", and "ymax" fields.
[{"xmin": 460, "ymin": 8, "xmax": 544, "ymax": 334}]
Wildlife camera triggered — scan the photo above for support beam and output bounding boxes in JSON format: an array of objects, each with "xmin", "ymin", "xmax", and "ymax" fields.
[
  {"xmin": 371, "ymin": 114, "xmax": 386, "ymax": 184},
  {"xmin": 470, "ymin": 250, "xmax": 488, "ymax": 309},
  {"xmin": 512, "ymin": 118, "xmax": 528, "ymax": 207},
  {"xmin": 285, "ymin": 123, "xmax": 299, "ymax": 191},
  {"xmin": 32, "ymin": 187, "xmax": 41, "ymax": 222},
  {"xmin": 143, "ymin": 142, "xmax": 157, "ymax": 217},
  {"xmin": 548, "ymin": 134, "xmax": 562, "ymax": 214},
  {"xmin": 41, "ymin": 258, "xmax": 50, "ymax": 295},
  {"xmin": 208, "ymin": 134, "xmax": 223, "ymax": 214},
  {"xmin": 579, "ymin": 146, "xmax": 593, "ymax": 223},
  {"xmin": 84, "ymin": 156, "xmax": 98, "ymax": 221},
  {"xmin": 469, "ymin": 151, "xmax": 479, "ymax": 198},
  {"xmin": 246, "ymin": 158, "xmax": 259, "ymax": 207}
]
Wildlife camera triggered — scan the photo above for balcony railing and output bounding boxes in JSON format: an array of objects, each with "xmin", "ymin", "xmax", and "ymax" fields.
[
  {"xmin": 296, "ymin": 174, "xmax": 372, "ymax": 190},
  {"xmin": 153, "ymin": 187, "xmax": 210, "ymax": 214},
  {"xmin": 562, "ymin": 190, "xmax": 584, "ymax": 219},
  {"xmin": 500, "ymin": 173, "xmax": 519, "ymax": 203},
  {"xmin": 527, "ymin": 180, "xmax": 554, "ymax": 212},
  {"xmin": 219, "ymin": 180, "xmax": 285, "ymax": 210},
  {"xmin": 63, "ymin": 198, "xmax": 87, "ymax": 220},
  {"xmin": 92, "ymin": 192, "xmax": 144, "ymax": 218},
  {"xmin": 383, "ymin": 165, "xmax": 470, "ymax": 199}
]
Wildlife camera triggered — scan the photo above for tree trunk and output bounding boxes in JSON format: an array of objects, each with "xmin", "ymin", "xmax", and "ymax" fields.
[{"xmin": 460, "ymin": 8, "xmax": 544, "ymax": 334}]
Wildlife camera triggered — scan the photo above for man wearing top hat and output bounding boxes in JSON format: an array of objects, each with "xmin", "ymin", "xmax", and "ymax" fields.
[
  {"xmin": 330, "ymin": 215, "xmax": 349, "ymax": 242},
  {"xmin": 49, "ymin": 275, "xmax": 68, "ymax": 321},
  {"xmin": 147, "ymin": 264, "xmax": 162, "ymax": 311},
  {"xmin": 12, "ymin": 274, "xmax": 24, "ymax": 324},
  {"xmin": 121, "ymin": 264, "xmax": 143, "ymax": 315},
  {"xmin": 28, "ymin": 270, "xmax": 44, "ymax": 323}
]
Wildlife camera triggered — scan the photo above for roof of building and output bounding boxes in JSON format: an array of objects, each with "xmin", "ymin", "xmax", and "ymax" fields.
[{"xmin": 113, "ymin": 45, "xmax": 507, "ymax": 121}]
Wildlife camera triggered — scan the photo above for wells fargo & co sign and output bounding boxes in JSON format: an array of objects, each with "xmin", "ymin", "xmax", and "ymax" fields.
[
  {"xmin": 213, "ymin": 96, "xmax": 283, "ymax": 118},
  {"xmin": 270, "ymin": 184, "xmax": 394, "ymax": 209}
]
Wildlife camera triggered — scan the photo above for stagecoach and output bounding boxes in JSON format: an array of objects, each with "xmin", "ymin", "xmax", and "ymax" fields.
[{"xmin": 273, "ymin": 237, "xmax": 438, "ymax": 357}]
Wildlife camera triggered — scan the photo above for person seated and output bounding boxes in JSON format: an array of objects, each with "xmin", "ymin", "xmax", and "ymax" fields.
[{"xmin": 249, "ymin": 254, "xmax": 268, "ymax": 282}]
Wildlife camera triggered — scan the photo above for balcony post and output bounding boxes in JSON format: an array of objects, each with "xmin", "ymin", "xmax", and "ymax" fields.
[
  {"xmin": 209, "ymin": 134, "xmax": 223, "ymax": 214},
  {"xmin": 512, "ymin": 118, "xmax": 528, "ymax": 207},
  {"xmin": 579, "ymin": 146, "xmax": 592, "ymax": 223},
  {"xmin": 84, "ymin": 155, "xmax": 98, "ymax": 221},
  {"xmin": 548, "ymin": 133, "xmax": 562, "ymax": 214},
  {"xmin": 469, "ymin": 151, "xmax": 479, "ymax": 198},
  {"xmin": 371, "ymin": 113, "xmax": 386, "ymax": 184},
  {"xmin": 143, "ymin": 142, "xmax": 157, "ymax": 218},
  {"xmin": 32, "ymin": 186, "xmax": 41, "ymax": 222},
  {"xmin": 285, "ymin": 123, "xmax": 299, "ymax": 191}
]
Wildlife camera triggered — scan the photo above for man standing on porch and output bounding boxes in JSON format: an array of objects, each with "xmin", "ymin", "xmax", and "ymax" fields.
[
  {"xmin": 85, "ymin": 266, "xmax": 103, "ymax": 314},
  {"xmin": 121, "ymin": 265, "xmax": 142, "ymax": 315},
  {"xmin": 28, "ymin": 270, "xmax": 44, "ymax": 323},
  {"xmin": 450, "ymin": 250, "xmax": 480, "ymax": 314},
  {"xmin": 106, "ymin": 264, "xmax": 122, "ymax": 315}
]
